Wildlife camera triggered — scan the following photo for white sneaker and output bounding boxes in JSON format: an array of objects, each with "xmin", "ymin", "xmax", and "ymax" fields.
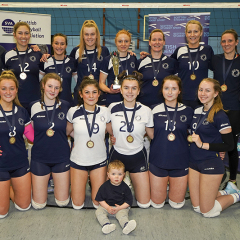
[
  {"xmin": 102, "ymin": 224, "xmax": 116, "ymax": 234},
  {"xmin": 123, "ymin": 220, "xmax": 137, "ymax": 235}
]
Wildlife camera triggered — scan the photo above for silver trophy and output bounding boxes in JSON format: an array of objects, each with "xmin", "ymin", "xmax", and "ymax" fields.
[{"xmin": 111, "ymin": 51, "xmax": 121, "ymax": 89}]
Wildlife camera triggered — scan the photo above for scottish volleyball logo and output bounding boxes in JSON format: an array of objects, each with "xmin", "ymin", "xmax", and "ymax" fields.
[{"xmin": 2, "ymin": 19, "xmax": 15, "ymax": 34}]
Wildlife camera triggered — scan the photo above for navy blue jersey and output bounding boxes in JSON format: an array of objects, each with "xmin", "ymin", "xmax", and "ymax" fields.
[
  {"xmin": 137, "ymin": 55, "xmax": 177, "ymax": 107},
  {"xmin": 40, "ymin": 56, "xmax": 77, "ymax": 106},
  {"xmin": 171, "ymin": 45, "xmax": 214, "ymax": 101},
  {"xmin": 2, "ymin": 48, "xmax": 42, "ymax": 106},
  {"xmin": 0, "ymin": 106, "xmax": 30, "ymax": 171},
  {"xmin": 211, "ymin": 54, "xmax": 240, "ymax": 110},
  {"xmin": 190, "ymin": 107, "xmax": 231, "ymax": 162},
  {"xmin": 30, "ymin": 100, "xmax": 70, "ymax": 164},
  {"xmin": 149, "ymin": 103, "xmax": 193, "ymax": 169},
  {"xmin": 100, "ymin": 53, "xmax": 138, "ymax": 106},
  {"xmin": 70, "ymin": 46, "xmax": 110, "ymax": 104},
  {"xmin": 0, "ymin": 45, "xmax": 5, "ymax": 74},
  {"xmin": 95, "ymin": 180, "xmax": 133, "ymax": 206}
]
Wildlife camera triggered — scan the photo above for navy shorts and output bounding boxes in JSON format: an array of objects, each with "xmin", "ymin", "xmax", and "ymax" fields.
[
  {"xmin": 31, "ymin": 160, "xmax": 70, "ymax": 176},
  {"xmin": 70, "ymin": 160, "xmax": 107, "ymax": 171},
  {"xmin": 109, "ymin": 147, "xmax": 148, "ymax": 173},
  {"xmin": 0, "ymin": 165, "xmax": 30, "ymax": 181},
  {"xmin": 189, "ymin": 158, "xmax": 225, "ymax": 175},
  {"xmin": 149, "ymin": 163, "xmax": 188, "ymax": 177}
]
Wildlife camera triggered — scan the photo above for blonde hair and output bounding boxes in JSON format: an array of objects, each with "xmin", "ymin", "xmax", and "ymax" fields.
[
  {"xmin": 115, "ymin": 29, "xmax": 132, "ymax": 44},
  {"xmin": 149, "ymin": 29, "xmax": 165, "ymax": 41},
  {"xmin": 185, "ymin": 20, "xmax": 203, "ymax": 33},
  {"xmin": 0, "ymin": 70, "xmax": 22, "ymax": 107},
  {"xmin": 13, "ymin": 22, "xmax": 30, "ymax": 34},
  {"xmin": 199, "ymin": 78, "xmax": 224, "ymax": 123},
  {"xmin": 78, "ymin": 20, "xmax": 102, "ymax": 62},
  {"xmin": 108, "ymin": 160, "xmax": 125, "ymax": 172}
]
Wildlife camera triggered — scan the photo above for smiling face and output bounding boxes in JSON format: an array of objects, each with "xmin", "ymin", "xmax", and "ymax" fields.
[
  {"xmin": 162, "ymin": 80, "xmax": 180, "ymax": 106},
  {"xmin": 149, "ymin": 31, "xmax": 165, "ymax": 54},
  {"xmin": 43, "ymin": 78, "xmax": 61, "ymax": 102},
  {"xmin": 115, "ymin": 33, "xmax": 131, "ymax": 55},
  {"xmin": 13, "ymin": 25, "xmax": 31, "ymax": 51},
  {"xmin": 0, "ymin": 79, "xmax": 18, "ymax": 104},
  {"xmin": 107, "ymin": 167, "xmax": 125, "ymax": 186},
  {"xmin": 83, "ymin": 27, "xmax": 97, "ymax": 50},
  {"xmin": 52, "ymin": 36, "xmax": 67, "ymax": 58},
  {"xmin": 120, "ymin": 79, "xmax": 140, "ymax": 105},
  {"xmin": 185, "ymin": 23, "xmax": 203, "ymax": 48},
  {"xmin": 221, "ymin": 33, "xmax": 239, "ymax": 56}
]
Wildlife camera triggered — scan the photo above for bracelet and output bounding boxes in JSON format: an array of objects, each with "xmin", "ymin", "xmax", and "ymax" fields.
[{"xmin": 200, "ymin": 142, "xmax": 203, "ymax": 149}]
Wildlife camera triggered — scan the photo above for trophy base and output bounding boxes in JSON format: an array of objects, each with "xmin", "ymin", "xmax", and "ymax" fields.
[{"xmin": 113, "ymin": 84, "xmax": 121, "ymax": 90}]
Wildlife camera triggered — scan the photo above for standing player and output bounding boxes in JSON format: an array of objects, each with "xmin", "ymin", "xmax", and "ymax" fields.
[
  {"xmin": 99, "ymin": 29, "xmax": 138, "ymax": 106},
  {"xmin": 70, "ymin": 20, "xmax": 109, "ymax": 105},
  {"xmin": 108, "ymin": 71, "xmax": 153, "ymax": 208},
  {"xmin": 30, "ymin": 73, "xmax": 71, "ymax": 209},
  {"xmin": 188, "ymin": 78, "xmax": 240, "ymax": 218},
  {"xmin": 138, "ymin": 29, "xmax": 177, "ymax": 108},
  {"xmin": 1, "ymin": 22, "xmax": 42, "ymax": 110},
  {"xmin": 0, "ymin": 70, "xmax": 34, "ymax": 218},
  {"xmin": 40, "ymin": 33, "xmax": 77, "ymax": 106},
  {"xmin": 210, "ymin": 29, "xmax": 240, "ymax": 188},
  {"xmin": 66, "ymin": 77, "xmax": 112, "ymax": 209},
  {"xmin": 149, "ymin": 75, "xmax": 193, "ymax": 209},
  {"xmin": 171, "ymin": 20, "xmax": 214, "ymax": 109}
]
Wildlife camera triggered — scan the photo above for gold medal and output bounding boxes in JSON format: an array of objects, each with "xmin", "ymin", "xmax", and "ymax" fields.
[
  {"xmin": 87, "ymin": 140, "xmax": 94, "ymax": 148},
  {"xmin": 152, "ymin": 79, "xmax": 159, "ymax": 87},
  {"xmin": 89, "ymin": 74, "xmax": 94, "ymax": 80},
  {"xmin": 127, "ymin": 135, "xmax": 134, "ymax": 143},
  {"xmin": 9, "ymin": 136, "xmax": 16, "ymax": 144},
  {"xmin": 221, "ymin": 84, "xmax": 227, "ymax": 92},
  {"xmin": 167, "ymin": 133, "xmax": 175, "ymax": 141},
  {"xmin": 190, "ymin": 73, "xmax": 196, "ymax": 80},
  {"xmin": 46, "ymin": 129, "xmax": 54, "ymax": 137},
  {"xmin": 187, "ymin": 135, "xmax": 193, "ymax": 143}
]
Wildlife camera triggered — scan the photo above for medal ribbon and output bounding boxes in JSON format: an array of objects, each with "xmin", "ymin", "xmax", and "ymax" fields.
[
  {"xmin": 53, "ymin": 56, "xmax": 66, "ymax": 80},
  {"xmin": 222, "ymin": 53, "xmax": 236, "ymax": 84},
  {"xmin": 82, "ymin": 105, "xmax": 97, "ymax": 138},
  {"xmin": 187, "ymin": 46, "xmax": 200, "ymax": 74},
  {"xmin": 193, "ymin": 106, "xmax": 212, "ymax": 133},
  {"xmin": 43, "ymin": 101, "xmax": 57, "ymax": 128},
  {"xmin": 164, "ymin": 103, "xmax": 178, "ymax": 132},
  {"xmin": 150, "ymin": 55, "xmax": 162, "ymax": 80},
  {"xmin": 85, "ymin": 48, "xmax": 96, "ymax": 75},
  {"xmin": 0, "ymin": 104, "xmax": 16, "ymax": 136},
  {"xmin": 122, "ymin": 102, "xmax": 137, "ymax": 133},
  {"xmin": 16, "ymin": 47, "xmax": 29, "ymax": 74}
]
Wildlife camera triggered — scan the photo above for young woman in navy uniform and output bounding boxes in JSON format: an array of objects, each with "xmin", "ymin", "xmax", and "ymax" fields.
[
  {"xmin": 2, "ymin": 22, "xmax": 42, "ymax": 110},
  {"xmin": 108, "ymin": 71, "xmax": 154, "ymax": 208},
  {"xmin": 40, "ymin": 33, "xmax": 77, "ymax": 107},
  {"xmin": 189, "ymin": 78, "xmax": 240, "ymax": 217},
  {"xmin": 171, "ymin": 20, "xmax": 214, "ymax": 109},
  {"xmin": 99, "ymin": 29, "xmax": 138, "ymax": 106},
  {"xmin": 138, "ymin": 29, "xmax": 177, "ymax": 108},
  {"xmin": 0, "ymin": 70, "xmax": 34, "ymax": 218},
  {"xmin": 30, "ymin": 73, "xmax": 71, "ymax": 209},
  {"xmin": 66, "ymin": 77, "xmax": 112, "ymax": 209},
  {"xmin": 211, "ymin": 29, "xmax": 240, "ymax": 188},
  {"xmin": 70, "ymin": 20, "xmax": 110, "ymax": 105},
  {"xmin": 149, "ymin": 75, "xmax": 193, "ymax": 209}
]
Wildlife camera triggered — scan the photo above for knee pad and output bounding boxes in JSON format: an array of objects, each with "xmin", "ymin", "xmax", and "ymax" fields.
[
  {"xmin": 15, "ymin": 203, "xmax": 31, "ymax": 211},
  {"xmin": 169, "ymin": 199, "xmax": 185, "ymax": 209},
  {"xmin": 55, "ymin": 196, "xmax": 70, "ymax": 207},
  {"xmin": 32, "ymin": 199, "xmax": 46, "ymax": 210},
  {"xmin": 202, "ymin": 200, "xmax": 222, "ymax": 218},
  {"xmin": 92, "ymin": 201, "xmax": 99, "ymax": 209},
  {"xmin": 0, "ymin": 212, "xmax": 8, "ymax": 219},
  {"xmin": 72, "ymin": 200, "xmax": 84, "ymax": 210},
  {"xmin": 193, "ymin": 205, "xmax": 201, "ymax": 214},
  {"xmin": 137, "ymin": 200, "xmax": 151, "ymax": 209},
  {"xmin": 150, "ymin": 200, "xmax": 165, "ymax": 209}
]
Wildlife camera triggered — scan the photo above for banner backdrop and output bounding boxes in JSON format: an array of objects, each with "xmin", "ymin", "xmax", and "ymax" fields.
[
  {"xmin": 0, "ymin": 10, "xmax": 51, "ymax": 52},
  {"xmin": 148, "ymin": 12, "xmax": 210, "ymax": 56}
]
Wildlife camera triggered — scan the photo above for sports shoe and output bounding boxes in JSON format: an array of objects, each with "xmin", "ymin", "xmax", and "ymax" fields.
[
  {"xmin": 123, "ymin": 220, "xmax": 137, "ymax": 235},
  {"xmin": 222, "ymin": 180, "xmax": 237, "ymax": 190},
  {"xmin": 224, "ymin": 181, "xmax": 239, "ymax": 194},
  {"xmin": 102, "ymin": 223, "xmax": 116, "ymax": 234}
]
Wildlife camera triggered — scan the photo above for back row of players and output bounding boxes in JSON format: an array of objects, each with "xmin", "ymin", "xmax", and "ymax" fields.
[{"xmin": 0, "ymin": 20, "xmax": 240, "ymax": 218}]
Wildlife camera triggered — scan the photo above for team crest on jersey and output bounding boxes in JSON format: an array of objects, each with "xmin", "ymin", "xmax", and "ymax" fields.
[
  {"xmin": 100, "ymin": 116, "xmax": 105, "ymax": 122},
  {"xmin": 200, "ymin": 54, "xmax": 207, "ymax": 61},
  {"xmin": 66, "ymin": 66, "xmax": 72, "ymax": 73},
  {"xmin": 135, "ymin": 115, "xmax": 141, "ymax": 121},
  {"xmin": 99, "ymin": 55, "xmax": 103, "ymax": 61},
  {"xmin": 180, "ymin": 115, "xmax": 187, "ymax": 122},
  {"xmin": 29, "ymin": 56, "xmax": 36, "ymax": 62},
  {"xmin": 232, "ymin": 69, "xmax": 240, "ymax": 77},
  {"xmin": 18, "ymin": 118, "xmax": 24, "ymax": 125},
  {"xmin": 140, "ymin": 166, "xmax": 146, "ymax": 172},
  {"xmin": 130, "ymin": 62, "xmax": 135, "ymax": 68},
  {"xmin": 162, "ymin": 63, "xmax": 169, "ymax": 69},
  {"xmin": 58, "ymin": 112, "xmax": 65, "ymax": 120},
  {"xmin": 202, "ymin": 119, "xmax": 209, "ymax": 125}
]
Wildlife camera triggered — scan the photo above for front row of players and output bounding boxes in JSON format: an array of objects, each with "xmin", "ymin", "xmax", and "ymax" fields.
[{"xmin": 0, "ymin": 70, "xmax": 240, "ymax": 224}]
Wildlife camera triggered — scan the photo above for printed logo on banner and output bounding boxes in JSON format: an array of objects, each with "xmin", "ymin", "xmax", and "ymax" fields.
[{"xmin": 2, "ymin": 19, "xmax": 15, "ymax": 35}]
